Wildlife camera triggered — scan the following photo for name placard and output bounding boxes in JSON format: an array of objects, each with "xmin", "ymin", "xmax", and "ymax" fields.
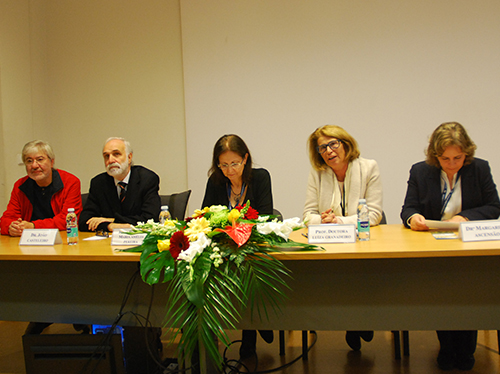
[
  {"xmin": 111, "ymin": 229, "xmax": 146, "ymax": 246},
  {"xmin": 19, "ymin": 229, "xmax": 62, "ymax": 246},
  {"xmin": 459, "ymin": 220, "xmax": 500, "ymax": 242},
  {"xmin": 308, "ymin": 224, "xmax": 357, "ymax": 244}
]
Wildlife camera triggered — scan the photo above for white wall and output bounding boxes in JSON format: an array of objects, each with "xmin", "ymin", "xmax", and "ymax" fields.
[
  {"xmin": 0, "ymin": 0, "xmax": 188, "ymax": 214},
  {"xmin": 0, "ymin": 0, "xmax": 38, "ymax": 210},
  {"xmin": 44, "ymin": 0, "xmax": 187, "ymax": 197},
  {"xmin": 2, "ymin": 0, "xmax": 500, "ymax": 224},
  {"xmin": 182, "ymin": 0, "xmax": 500, "ymax": 223}
]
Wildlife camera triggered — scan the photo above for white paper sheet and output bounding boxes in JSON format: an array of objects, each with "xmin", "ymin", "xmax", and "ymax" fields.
[
  {"xmin": 425, "ymin": 220, "xmax": 460, "ymax": 230},
  {"xmin": 83, "ymin": 235, "xmax": 109, "ymax": 241}
]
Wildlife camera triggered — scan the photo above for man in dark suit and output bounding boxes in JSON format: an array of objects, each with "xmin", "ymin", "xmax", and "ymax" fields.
[{"xmin": 79, "ymin": 137, "xmax": 161, "ymax": 232}]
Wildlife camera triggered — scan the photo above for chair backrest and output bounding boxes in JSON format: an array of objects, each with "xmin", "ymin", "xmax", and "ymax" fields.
[
  {"xmin": 380, "ymin": 211, "xmax": 387, "ymax": 225},
  {"xmin": 160, "ymin": 190, "xmax": 192, "ymax": 220},
  {"xmin": 81, "ymin": 193, "xmax": 89, "ymax": 208},
  {"xmin": 160, "ymin": 194, "xmax": 170, "ymax": 207},
  {"xmin": 273, "ymin": 208, "xmax": 284, "ymax": 221}
]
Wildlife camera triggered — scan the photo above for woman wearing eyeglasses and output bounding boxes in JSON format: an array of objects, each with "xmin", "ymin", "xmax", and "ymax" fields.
[
  {"xmin": 401, "ymin": 122, "xmax": 500, "ymax": 371},
  {"xmin": 202, "ymin": 134, "xmax": 273, "ymax": 214},
  {"xmin": 202, "ymin": 134, "xmax": 274, "ymax": 360},
  {"xmin": 303, "ymin": 125, "xmax": 383, "ymax": 351},
  {"xmin": 304, "ymin": 125, "xmax": 383, "ymax": 227}
]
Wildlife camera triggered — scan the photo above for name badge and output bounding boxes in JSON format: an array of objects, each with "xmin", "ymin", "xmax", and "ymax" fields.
[
  {"xmin": 19, "ymin": 229, "xmax": 62, "ymax": 246},
  {"xmin": 111, "ymin": 229, "xmax": 146, "ymax": 246},
  {"xmin": 308, "ymin": 224, "xmax": 357, "ymax": 244},
  {"xmin": 459, "ymin": 220, "xmax": 500, "ymax": 242}
]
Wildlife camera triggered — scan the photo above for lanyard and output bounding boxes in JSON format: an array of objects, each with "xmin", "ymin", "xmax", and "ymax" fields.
[
  {"xmin": 441, "ymin": 173, "xmax": 460, "ymax": 216},
  {"xmin": 227, "ymin": 182, "xmax": 246, "ymax": 210},
  {"xmin": 339, "ymin": 184, "xmax": 346, "ymax": 216}
]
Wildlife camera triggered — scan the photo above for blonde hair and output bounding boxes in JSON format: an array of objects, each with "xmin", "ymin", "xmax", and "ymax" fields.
[
  {"xmin": 425, "ymin": 122, "xmax": 476, "ymax": 167},
  {"xmin": 307, "ymin": 125, "xmax": 360, "ymax": 170}
]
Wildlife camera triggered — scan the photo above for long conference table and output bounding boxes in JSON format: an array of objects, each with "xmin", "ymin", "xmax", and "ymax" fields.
[{"xmin": 1, "ymin": 224, "xmax": 500, "ymax": 333}]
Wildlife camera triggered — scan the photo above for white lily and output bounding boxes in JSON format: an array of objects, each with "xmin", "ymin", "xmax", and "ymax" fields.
[
  {"xmin": 178, "ymin": 234, "xmax": 211, "ymax": 263},
  {"xmin": 256, "ymin": 217, "xmax": 304, "ymax": 240},
  {"xmin": 282, "ymin": 217, "xmax": 304, "ymax": 230}
]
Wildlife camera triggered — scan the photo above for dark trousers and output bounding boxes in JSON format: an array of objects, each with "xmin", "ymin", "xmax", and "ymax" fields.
[{"xmin": 437, "ymin": 330, "xmax": 477, "ymax": 356}]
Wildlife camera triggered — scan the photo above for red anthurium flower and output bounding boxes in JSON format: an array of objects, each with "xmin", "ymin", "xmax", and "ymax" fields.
[
  {"xmin": 216, "ymin": 223, "xmax": 255, "ymax": 247},
  {"xmin": 169, "ymin": 231, "xmax": 190, "ymax": 259}
]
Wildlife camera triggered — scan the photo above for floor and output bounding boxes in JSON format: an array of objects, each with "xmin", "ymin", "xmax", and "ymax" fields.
[{"xmin": 1, "ymin": 321, "xmax": 499, "ymax": 373}]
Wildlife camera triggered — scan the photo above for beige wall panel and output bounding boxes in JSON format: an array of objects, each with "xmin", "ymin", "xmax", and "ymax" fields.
[
  {"xmin": 0, "ymin": 0, "xmax": 36, "ymax": 209},
  {"xmin": 43, "ymin": 0, "xmax": 187, "ymax": 198},
  {"xmin": 0, "ymin": 0, "xmax": 187, "ymax": 216},
  {"xmin": 182, "ymin": 0, "xmax": 500, "ymax": 222}
]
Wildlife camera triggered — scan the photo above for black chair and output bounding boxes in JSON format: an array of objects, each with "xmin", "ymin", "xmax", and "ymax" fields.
[
  {"xmin": 380, "ymin": 211, "xmax": 387, "ymax": 225},
  {"xmin": 81, "ymin": 193, "xmax": 89, "ymax": 208},
  {"xmin": 392, "ymin": 330, "xmax": 410, "ymax": 360},
  {"xmin": 273, "ymin": 209, "xmax": 283, "ymax": 221},
  {"xmin": 159, "ymin": 190, "xmax": 192, "ymax": 220}
]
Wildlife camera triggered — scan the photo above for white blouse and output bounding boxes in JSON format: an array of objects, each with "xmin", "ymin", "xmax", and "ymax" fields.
[{"xmin": 440, "ymin": 170, "xmax": 462, "ymax": 220}]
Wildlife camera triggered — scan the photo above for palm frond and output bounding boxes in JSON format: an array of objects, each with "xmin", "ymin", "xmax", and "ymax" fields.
[{"xmin": 127, "ymin": 204, "xmax": 322, "ymax": 369}]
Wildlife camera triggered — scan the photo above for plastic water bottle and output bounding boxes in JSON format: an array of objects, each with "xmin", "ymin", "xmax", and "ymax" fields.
[
  {"xmin": 357, "ymin": 199, "xmax": 370, "ymax": 241},
  {"xmin": 66, "ymin": 208, "xmax": 78, "ymax": 245},
  {"xmin": 159, "ymin": 205, "xmax": 171, "ymax": 224}
]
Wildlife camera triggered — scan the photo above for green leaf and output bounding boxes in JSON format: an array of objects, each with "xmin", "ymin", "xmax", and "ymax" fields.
[
  {"xmin": 183, "ymin": 252, "xmax": 213, "ymax": 308},
  {"xmin": 139, "ymin": 247, "xmax": 175, "ymax": 285},
  {"xmin": 184, "ymin": 276, "xmax": 204, "ymax": 308}
]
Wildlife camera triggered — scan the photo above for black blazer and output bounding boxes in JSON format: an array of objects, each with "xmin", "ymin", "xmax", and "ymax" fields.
[
  {"xmin": 201, "ymin": 168, "xmax": 273, "ymax": 215},
  {"xmin": 79, "ymin": 165, "xmax": 161, "ymax": 231},
  {"xmin": 401, "ymin": 158, "xmax": 500, "ymax": 228}
]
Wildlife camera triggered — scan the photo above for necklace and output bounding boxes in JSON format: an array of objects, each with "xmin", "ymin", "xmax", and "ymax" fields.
[
  {"xmin": 232, "ymin": 188, "xmax": 242, "ymax": 206},
  {"xmin": 227, "ymin": 183, "xmax": 246, "ymax": 209}
]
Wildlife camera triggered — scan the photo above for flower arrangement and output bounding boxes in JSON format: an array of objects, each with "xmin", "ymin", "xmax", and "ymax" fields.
[{"xmin": 125, "ymin": 202, "xmax": 319, "ymax": 370}]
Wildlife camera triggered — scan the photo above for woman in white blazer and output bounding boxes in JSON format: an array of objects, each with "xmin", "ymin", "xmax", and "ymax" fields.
[
  {"xmin": 303, "ymin": 125, "xmax": 383, "ymax": 226},
  {"xmin": 303, "ymin": 125, "xmax": 383, "ymax": 351}
]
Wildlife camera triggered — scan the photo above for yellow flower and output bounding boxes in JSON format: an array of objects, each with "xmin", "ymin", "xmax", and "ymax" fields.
[
  {"xmin": 157, "ymin": 239, "xmax": 171, "ymax": 252},
  {"xmin": 184, "ymin": 217, "xmax": 211, "ymax": 241},
  {"xmin": 228, "ymin": 209, "xmax": 241, "ymax": 224},
  {"xmin": 192, "ymin": 207, "xmax": 209, "ymax": 218},
  {"xmin": 162, "ymin": 220, "xmax": 177, "ymax": 228}
]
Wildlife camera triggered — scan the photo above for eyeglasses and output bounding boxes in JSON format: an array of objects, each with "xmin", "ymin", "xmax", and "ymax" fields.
[
  {"xmin": 316, "ymin": 140, "xmax": 342, "ymax": 154},
  {"xmin": 25, "ymin": 156, "xmax": 50, "ymax": 166},
  {"xmin": 218, "ymin": 161, "xmax": 244, "ymax": 170}
]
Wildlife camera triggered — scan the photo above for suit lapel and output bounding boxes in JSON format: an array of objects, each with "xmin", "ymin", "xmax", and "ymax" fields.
[
  {"xmin": 346, "ymin": 159, "xmax": 361, "ymax": 217},
  {"xmin": 104, "ymin": 174, "xmax": 122, "ymax": 214},
  {"xmin": 121, "ymin": 167, "xmax": 138, "ymax": 212},
  {"xmin": 459, "ymin": 163, "xmax": 472, "ymax": 210},
  {"xmin": 427, "ymin": 167, "xmax": 443, "ymax": 219}
]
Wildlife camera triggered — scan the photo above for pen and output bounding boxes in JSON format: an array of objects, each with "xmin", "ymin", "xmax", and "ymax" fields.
[{"xmin": 302, "ymin": 233, "xmax": 308, "ymax": 238}]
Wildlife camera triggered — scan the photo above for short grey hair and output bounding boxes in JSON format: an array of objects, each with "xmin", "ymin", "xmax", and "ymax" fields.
[
  {"xmin": 22, "ymin": 140, "xmax": 55, "ymax": 163},
  {"xmin": 104, "ymin": 137, "xmax": 133, "ymax": 156}
]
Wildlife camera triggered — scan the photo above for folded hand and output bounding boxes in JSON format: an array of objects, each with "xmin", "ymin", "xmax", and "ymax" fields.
[{"xmin": 86, "ymin": 217, "xmax": 115, "ymax": 231}]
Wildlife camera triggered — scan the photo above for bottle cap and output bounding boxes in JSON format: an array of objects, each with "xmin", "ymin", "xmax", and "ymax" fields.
[
  {"xmin": 359, "ymin": 199, "xmax": 366, "ymax": 204},
  {"xmin": 161, "ymin": 205, "xmax": 169, "ymax": 210},
  {"xmin": 68, "ymin": 208, "xmax": 75, "ymax": 212}
]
